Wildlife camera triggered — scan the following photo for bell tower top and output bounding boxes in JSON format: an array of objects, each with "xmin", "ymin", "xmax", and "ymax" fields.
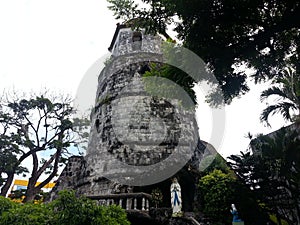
[{"xmin": 108, "ymin": 22, "xmax": 162, "ymax": 57}]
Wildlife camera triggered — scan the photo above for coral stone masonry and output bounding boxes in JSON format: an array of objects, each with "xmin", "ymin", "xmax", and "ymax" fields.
[{"xmin": 50, "ymin": 23, "xmax": 217, "ymax": 217}]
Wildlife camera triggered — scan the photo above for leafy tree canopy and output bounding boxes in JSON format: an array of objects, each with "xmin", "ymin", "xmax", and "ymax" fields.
[
  {"xmin": 107, "ymin": 0, "xmax": 300, "ymax": 104},
  {"xmin": 198, "ymin": 169, "xmax": 237, "ymax": 224},
  {"xmin": 0, "ymin": 92, "xmax": 90, "ymax": 201}
]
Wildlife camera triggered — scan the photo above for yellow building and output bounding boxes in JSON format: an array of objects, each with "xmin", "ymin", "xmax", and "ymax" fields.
[{"xmin": 7, "ymin": 179, "xmax": 56, "ymax": 197}]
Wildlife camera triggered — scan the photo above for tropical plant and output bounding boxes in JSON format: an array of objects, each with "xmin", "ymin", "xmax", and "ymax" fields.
[
  {"xmin": 228, "ymin": 128, "xmax": 300, "ymax": 224},
  {"xmin": 260, "ymin": 67, "xmax": 300, "ymax": 126}
]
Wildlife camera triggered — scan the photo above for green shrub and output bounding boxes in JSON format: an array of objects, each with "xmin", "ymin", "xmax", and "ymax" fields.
[
  {"xmin": 0, "ymin": 202, "xmax": 51, "ymax": 225},
  {"xmin": 0, "ymin": 196, "xmax": 16, "ymax": 215},
  {"xmin": 51, "ymin": 190, "xmax": 130, "ymax": 225},
  {"xmin": 0, "ymin": 190, "xmax": 130, "ymax": 225},
  {"xmin": 92, "ymin": 205, "xmax": 130, "ymax": 225}
]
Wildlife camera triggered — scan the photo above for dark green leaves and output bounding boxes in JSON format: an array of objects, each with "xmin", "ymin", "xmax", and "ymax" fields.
[
  {"xmin": 0, "ymin": 190, "xmax": 130, "ymax": 225},
  {"xmin": 260, "ymin": 67, "xmax": 300, "ymax": 126},
  {"xmin": 107, "ymin": 0, "xmax": 300, "ymax": 104},
  {"xmin": 228, "ymin": 128, "xmax": 300, "ymax": 224}
]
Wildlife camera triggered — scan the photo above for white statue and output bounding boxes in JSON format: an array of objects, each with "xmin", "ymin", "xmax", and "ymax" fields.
[{"xmin": 170, "ymin": 178, "xmax": 182, "ymax": 217}]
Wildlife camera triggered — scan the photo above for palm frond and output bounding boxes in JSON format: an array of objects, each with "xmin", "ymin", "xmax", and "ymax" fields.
[
  {"xmin": 260, "ymin": 65, "xmax": 300, "ymax": 126},
  {"xmin": 260, "ymin": 102, "xmax": 297, "ymax": 126},
  {"xmin": 260, "ymin": 87, "xmax": 289, "ymax": 102}
]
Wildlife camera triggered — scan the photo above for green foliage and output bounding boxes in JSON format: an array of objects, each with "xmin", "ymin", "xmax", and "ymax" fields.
[
  {"xmin": 269, "ymin": 214, "xmax": 289, "ymax": 225},
  {"xmin": 0, "ymin": 127, "xmax": 28, "ymax": 189},
  {"xmin": 9, "ymin": 189, "xmax": 27, "ymax": 200},
  {"xmin": 51, "ymin": 190, "xmax": 130, "ymax": 225},
  {"xmin": 0, "ymin": 93, "xmax": 89, "ymax": 200},
  {"xmin": 107, "ymin": 0, "xmax": 300, "ymax": 104},
  {"xmin": 97, "ymin": 205, "xmax": 130, "ymax": 225},
  {"xmin": 52, "ymin": 190, "xmax": 95, "ymax": 225},
  {"xmin": 260, "ymin": 67, "xmax": 300, "ymax": 126},
  {"xmin": 0, "ymin": 202, "xmax": 52, "ymax": 225},
  {"xmin": 0, "ymin": 190, "xmax": 130, "ymax": 225},
  {"xmin": 107, "ymin": 0, "xmax": 138, "ymax": 20},
  {"xmin": 228, "ymin": 127, "xmax": 300, "ymax": 224},
  {"xmin": 198, "ymin": 169, "xmax": 269, "ymax": 225},
  {"xmin": 198, "ymin": 169, "xmax": 236, "ymax": 224},
  {"xmin": 201, "ymin": 153, "xmax": 232, "ymax": 175},
  {"xmin": 143, "ymin": 62, "xmax": 196, "ymax": 107},
  {"xmin": 0, "ymin": 196, "xmax": 15, "ymax": 215},
  {"xmin": 97, "ymin": 94, "xmax": 112, "ymax": 105}
]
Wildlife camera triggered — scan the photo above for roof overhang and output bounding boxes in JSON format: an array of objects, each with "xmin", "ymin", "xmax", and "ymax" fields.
[{"xmin": 108, "ymin": 23, "xmax": 127, "ymax": 52}]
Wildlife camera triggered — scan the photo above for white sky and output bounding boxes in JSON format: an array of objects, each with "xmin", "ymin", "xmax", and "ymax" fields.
[{"xmin": 0, "ymin": 0, "xmax": 288, "ymax": 163}]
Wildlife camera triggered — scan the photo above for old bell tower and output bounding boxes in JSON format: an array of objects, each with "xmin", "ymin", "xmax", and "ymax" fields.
[{"xmin": 50, "ymin": 22, "xmax": 217, "ymax": 215}]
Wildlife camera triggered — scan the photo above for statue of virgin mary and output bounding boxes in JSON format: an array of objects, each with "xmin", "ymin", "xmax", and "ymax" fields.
[{"xmin": 170, "ymin": 177, "xmax": 182, "ymax": 217}]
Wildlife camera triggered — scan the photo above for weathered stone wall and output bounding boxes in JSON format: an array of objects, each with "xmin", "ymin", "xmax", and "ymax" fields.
[
  {"xmin": 84, "ymin": 51, "xmax": 199, "ymax": 187},
  {"xmin": 50, "ymin": 28, "xmax": 215, "ymax": 204},
  {"xmin": 49, "ymin": 156, "xmax": 85, "ymax": 200},
  {"xmin": 88, "ymin": 62, "xmax": 197, "ymax": 164}
]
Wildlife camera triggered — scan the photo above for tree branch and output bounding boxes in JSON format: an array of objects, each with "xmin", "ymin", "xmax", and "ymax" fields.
[{"xmin": 36, "ymin": 152, "xmax": 57, "ymax": 179}]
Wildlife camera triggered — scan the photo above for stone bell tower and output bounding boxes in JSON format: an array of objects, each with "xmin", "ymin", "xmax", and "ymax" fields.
[{"xmin": 50, "ymin": 23, "xmax": 216, "ymax": 208}]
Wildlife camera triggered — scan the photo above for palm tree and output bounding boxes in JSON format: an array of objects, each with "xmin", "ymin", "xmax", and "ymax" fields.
[
  {"xmin": 228, "ymin": 128, "xmax": 300, "ymax": 224},
  {"xmin": 260, "ymin": 67, "xmax": 300, "ymax": 126}
]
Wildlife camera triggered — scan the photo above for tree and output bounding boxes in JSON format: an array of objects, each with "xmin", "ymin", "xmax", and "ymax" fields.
[
  {"xmin": 198, "ymin": 169, "xmax": 236, "ymax": 224},
  {"xmin": 0, "ymin": 134, "xmax": 28, "ymax": 197},
  {"xmin": 228, "ymin": 128, "xmax": 300, "ymax": 224},
  {"xmin": 107, "ymin": 0, "xmax": 300, "ymax": 103},
  {"xmin": 260, "ymin": 67, "xmax": 300, "ymax": 126},
  {"xmin": 0, "ymin": 102, "xmax": 29, "ymax": 196},
  {"xmin": 0, "ymin": 93, "xmax": 88, "ymax": 201}
]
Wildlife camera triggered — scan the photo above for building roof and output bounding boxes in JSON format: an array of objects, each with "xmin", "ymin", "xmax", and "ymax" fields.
[{"xmin": 108, "ymin": 23, "xmax": 127, "ymax": 52}]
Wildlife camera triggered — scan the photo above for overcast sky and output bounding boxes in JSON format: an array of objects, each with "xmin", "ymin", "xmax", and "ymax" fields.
[{"xmin": 0, "ymin": 0, "xmax": 287, "ymax": 160}]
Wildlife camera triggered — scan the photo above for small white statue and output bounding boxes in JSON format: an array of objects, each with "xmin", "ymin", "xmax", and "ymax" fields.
[{"xmin": 170, "ymin": 177, "xmax": 182, "ymax": 217}]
